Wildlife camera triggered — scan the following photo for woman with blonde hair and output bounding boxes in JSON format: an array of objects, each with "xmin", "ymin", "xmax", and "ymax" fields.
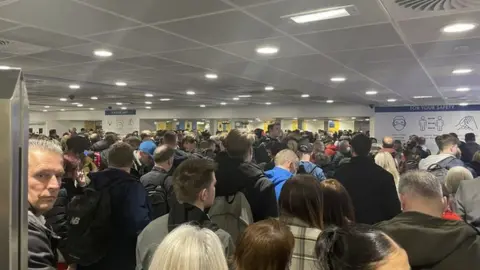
[
  {"xmin": 148, "ymin": 224, "xmax": 228, "ymax": 270},
  {"xmin": 445, "ymin": 166, "xmax": 474, "ymax": 194},
  {"xmin": 375, "ymin": 152, "xmax": 400, "ymax": 187}
]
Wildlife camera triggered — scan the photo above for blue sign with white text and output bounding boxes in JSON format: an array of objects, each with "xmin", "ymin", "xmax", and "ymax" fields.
[{"xmin": 105, "ymin": 109, "xmax": 136, "ymax": 115}]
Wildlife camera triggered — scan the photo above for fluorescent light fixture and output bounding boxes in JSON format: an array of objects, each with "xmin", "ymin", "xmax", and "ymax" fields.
[
  {"xmin": 160, "ymin": 98, "xmax": 171, "ymax": 101},
  {"xmin": 456, "ymin": 87, "xmax": 471, "ymax": 92},
  {"xmin": 366, "ymin": 90, "xmax": 378, "ymax": 95},
  {"xmin": 115, "ymin": 81, "xmax": 127, "ymax": 87},
  {"xmin": 116, "ymin": 102, "xmax": 122, "ymax": 105},
  {"xmin": 313, "ymin": 119, "xmax": 317, "ymax": 121},
  {"xmin": 387, "ymin": 99, "xmax": 397, "ymax": 102},
  {"xmin": 43, "ymin": 109, "xmax": 48, "ymax": 112},
  {"xmin": 60, "ymin": 109, "xmax": 65, "ymax": 112},
  {"xmin": 256, "ymin": 46, "xmax": 279, "ymax": 55},
  {"xmin": 301, "ymin": 94, "xmax": 310, "ymax": 98},
  {"xmin": 44, "ymin": 106, "xmax": 50, "ymax": 108},
  {"xmin": 205, "ymin": 73, "xmax": 218, "ymax": 79},
  {"xmin": 459, "ymin": 102, "xmax": 469, "ymax": 106},
  {"xmin": 59, "ymin": 98, "xmax": 68, "ymax": 101},
  {"xmin": 69, "ymin": 84, "xmax": 80, "ymax": 89},
  {"xmin": 248, "ymin": 120, "xmax": 253, "ymax": 123},
  {"xmin": 145, "ymin": 106, "xmax": 151, "ymax": 109},
  {"xmin": 442, "ymin": 23, "xmax": 477, "ymax": 33},
  {"xmin": 238, "ymin": 95, "xmax": 252, "ymax": 98},
  {"xmin": 326, "ymin": 100, "xmax": 334, "ymax": 103},
  {"xmin": 233, "ymin": 97, "xmax": 240, "ymax": 101},
  {"xmin": 366, "ymin": 118, "xmax": 370, "ymax": 121},
  {"xmin": 186, "ymin": 91, "xmax": 196, "ymax": 95},
  {"xmin": 89, "ymin": 108, "xmax": 94, "ymax": 110},
  {"xmin": 265, "ymin": 102, "xmax": 272, "ymax": 105},
  {"xmin": 452, "ymin": 68, "xmax": 473, "ymax": 74},
  {"xmin": 0, "ymin": 65, "xmax": 11, "ymax": 70},
  {"xmin": 200, "ymin": 104, "xmax": 206, "ymax": 108},
  {"xmin": 145, "ymin": 93, "xmax": 154, "ymax": 97},
  {"xmin": 145, "ymin": 101, "xmax": 152, "ymax": 104},
  {"xmin": 288, "ymin": 6, "xmax": 351, "ymax": 24},
  {"xmin": 351, "ymin": 117, "xmax": 356, "ymax": 120},
  {"xmin": 265, "ymin": 86, "xmax": 275, "ymax": 91},
  {"xmin": 77, "ymin": 104, "xmax": 83, "ymax": 107},
  {"xmin": 71, "ymin": 102, "xmax": 79, "ymax": 105},
  {"xmin": 331, "ymin": 76, "xmax": 346, "ymax": 82},
  {"xmin": 93, "ymin": 49, "xmax": 113, "ymax": 57},
  {"xmin": 90, "ymin": 96, "xmax": 98, "ymax": 100},
  {"xmin": 220, "ymin": 102, "xmax": 227, "ymax": 105},
  {"xmin": 413, "ymin": 96, "xmax": 433, "ymax": 99},
  {"xmin": 121, "ymin": 107, "xmax": 127, "ymax": 110},
  {"xmin": 173, "ymin": 119, "xmax": 178, "ymax": 121}
]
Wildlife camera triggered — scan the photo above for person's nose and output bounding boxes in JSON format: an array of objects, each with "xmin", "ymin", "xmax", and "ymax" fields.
[{"xmin": 47, "ymin": 175, "xmax": 61, "ymax": 191}]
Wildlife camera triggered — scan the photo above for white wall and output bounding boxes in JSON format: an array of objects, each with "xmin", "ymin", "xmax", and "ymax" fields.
[
  {"xmin": 339, "ymin": 120, "xmax": 355, "ymax": 131},
  {"xmin": 304, "ymin": 120, "xmax": 325, "ymax": 132}
]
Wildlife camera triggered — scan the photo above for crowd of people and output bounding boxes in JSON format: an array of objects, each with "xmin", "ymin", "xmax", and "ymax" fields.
[{"xmin": 27, "ymin": 123, "xmax": 480, "ymax": 270}]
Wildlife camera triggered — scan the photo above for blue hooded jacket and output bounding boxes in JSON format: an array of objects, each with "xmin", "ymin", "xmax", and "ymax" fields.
[
  {"xmin": 265, "ymin": 167, "xmax": 293, "ymax": 200},
  {"xmin": 299, "ymin": 161, "xmax": 326, "ymax": 181}
]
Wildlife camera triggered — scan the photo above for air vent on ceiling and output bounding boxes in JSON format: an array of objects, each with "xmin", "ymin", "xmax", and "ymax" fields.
[
  {"xmin": 0, "ymin": 39, "xmax": 50, "ymax": 55},
  {"xmin": 395, "ymin": 0, "xmax": 480, "ymax": 11}
]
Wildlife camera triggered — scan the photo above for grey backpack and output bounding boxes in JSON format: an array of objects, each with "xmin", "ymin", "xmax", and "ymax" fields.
[
  {"xmin": 209, "ymin": 192, "xmax": 253, "ymax": 242},
  {"xmin": 426, "ymin": 157, "xmax": 455, "ymax": 184}
]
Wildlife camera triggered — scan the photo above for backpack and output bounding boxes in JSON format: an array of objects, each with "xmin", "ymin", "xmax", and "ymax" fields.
[
  {"xmin": 145, "ymin": 175, "xmax": 170, "ymax": 219},
  {"xmin": 65, "ymin": 178, "xmax": 124, "ymax": 266},
  {"xmin": 209, "ymin": 192, "xmax": 253, "ymax": 242},
  {"xmin": 426, "ymin": 157, "xmax": 455, "ymax": 184},
  {"xmin": 297, "ymin": 163, "xmax": 318, "ymax": 175}
]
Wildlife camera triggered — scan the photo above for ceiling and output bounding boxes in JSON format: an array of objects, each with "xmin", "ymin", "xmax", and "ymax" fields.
[{"xmin": 0, "ymin": 0, "xmax": 480, "ymax": 112}]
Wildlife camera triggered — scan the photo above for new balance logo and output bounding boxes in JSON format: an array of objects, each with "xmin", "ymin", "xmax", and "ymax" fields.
[{"xmin": 70, "ymin": 217, "xmax": 80, "ymax": 225}]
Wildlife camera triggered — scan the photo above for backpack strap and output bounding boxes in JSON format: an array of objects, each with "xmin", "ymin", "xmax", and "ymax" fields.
[{"xmin": 308, "ymin": 165, "xmax": 319, "ymax": 175}]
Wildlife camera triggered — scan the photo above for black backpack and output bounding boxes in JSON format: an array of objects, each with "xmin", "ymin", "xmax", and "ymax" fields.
[
  {"xmin": 297, "ymin": 164, "xmax": 318, "ymax": 175},
  {"xmin": 65, "ymin": 178, "xmax": 124, "ymax": 266},
  {"xmin": 145, "ymin": 179, "xmax": 169, "ymax": 219}
]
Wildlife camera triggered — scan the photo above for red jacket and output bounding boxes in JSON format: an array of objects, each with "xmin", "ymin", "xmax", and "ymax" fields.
[{"xmin": 325, "ymin": 145, "xmax": 337, "ymax": 157}]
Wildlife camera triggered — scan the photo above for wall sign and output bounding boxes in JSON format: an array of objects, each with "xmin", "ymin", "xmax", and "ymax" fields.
[{"xmin": 105, "ymin": 109, "xmax": 136, "ymax": 115}]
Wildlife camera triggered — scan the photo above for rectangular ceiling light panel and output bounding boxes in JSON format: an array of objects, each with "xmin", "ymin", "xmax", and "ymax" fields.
[{"xmin": 286, "ymin": 5, "xmax": 356, "ymax": 24}]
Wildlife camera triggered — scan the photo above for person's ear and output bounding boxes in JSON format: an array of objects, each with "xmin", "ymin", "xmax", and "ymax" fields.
[
  {"xmin": 442, "ymin": 196, "xmax": 449, "ymax": 212},
  {"xmin": 199, "ymin": 188, "xmax": 208, "ymax": 202}
]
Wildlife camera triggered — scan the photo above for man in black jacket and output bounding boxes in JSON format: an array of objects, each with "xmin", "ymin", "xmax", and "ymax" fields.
[
  {"xmin": 28, "ymin": 139, "xmax": 65, "ymax": 269},
  {"xmin": 460, "ymin": 133, "xmax": 480, "ymax": 164},
  {"xmin": 215, "ymin": 129, "xmax": 278, "ymax": 222},
  {"xmin": 334, "ymin": 133, "xmax": 401, "ymax": 224}
]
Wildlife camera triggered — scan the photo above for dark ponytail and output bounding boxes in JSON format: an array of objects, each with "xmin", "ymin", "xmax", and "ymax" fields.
[{"xmin": 315, "ymin": 225, "xmax": 396, "ymax": 270}]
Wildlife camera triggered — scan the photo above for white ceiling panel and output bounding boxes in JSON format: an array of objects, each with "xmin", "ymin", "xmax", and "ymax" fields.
[
  {"xmin": 412, "ymin": 38, "xmax": 480, "ymax": 58},
  {"xmin": 158, "ymin": 47, "xmax": 246, "ymax": 69},
  {"xmin": 0, "ymin": 27, "xmax": 89, "ymax": 48},
  {"xmin": 59, "ymin": 42, "xmax": 143, "ymax": 60}
]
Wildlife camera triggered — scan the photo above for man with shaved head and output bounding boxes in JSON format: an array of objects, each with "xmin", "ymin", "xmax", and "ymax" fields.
[
  {"xmin": 140, "ymin": 145, "xmax": 175, "ymax": 199},
  {"xmin": 380, "ymin": 136, "xmax": 402, "ymax": 170}
]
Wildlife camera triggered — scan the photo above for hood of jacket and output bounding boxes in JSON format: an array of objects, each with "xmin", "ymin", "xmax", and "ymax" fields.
[
  {"xmin": 215, "ymin": 151, "xmax": 265, "ymax": 196},
  {"xmin": 91, "ymin": 139, "xmax": 110, "ymax": 152},
  {"xmin": 167, "ymin": 202, "xmax": 217, "ymax": 232},
  {"xmin": 265, "ymin": 166, "xmax": 293, "ymax": 186},
  {"xmin": 418, "ymin": 153, "xmax": 456, "ymax": 170},
  {"xmin": 376, "ymin": 211, "xmax": 479, "ymax": 267},
  {"xmin": 87, "ymin": 168, "xmax": 137, "ymax": 189}
]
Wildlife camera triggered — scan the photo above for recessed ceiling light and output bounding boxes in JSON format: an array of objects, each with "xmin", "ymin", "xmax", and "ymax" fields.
[
  {"xmin": 256, "ymin": 46, "xmax": 279, "ymax": 55},
  {"xmin": 442, "ymin": 23, "xmax": 477, "ymax": 33},
  {"xmin": 145, "ymin": 101, "xmax": 152, "ymax": 104},
  {"xmin": 160, "ymin": 98, "xmax": 171, "ymax": 101},
  {"xmin": 69, "ymin": 84, "xmax": 80, "ymax": 89},
  {"xmin": 265, "ymin": 86, "xmax": 275, "ymax": 91},
  {"xmin": 413, "ymin": 96, "xmax": 433, "ymax": 99},
  {"xmin": 456, "ymin": 87, "xmax": 471, "ymax": 92},
  {"xmin": 90, "ymin": 96, "xmax": 98, "ymax": 100},
  {"xmin": 145, "ymin": 106, "xmax": 152, "ymax": 109},
  {"xmin": 351, "ymin": 117, "xmax": 356, "ymax": 120},
  {"xmin": 459, "ymin": 102, "xmax": 469, "ymax": 106},
  {"xmin": 93, "ymin": 49, "xmax": 113, "ymax": 57},
  {"xmin": 77, "ymin": 104, "xmax": 83, "ymax": 107},
  {"xmin": 301, "ymin": 94, "xmax": 310, "ymax": 98},
  {"xmin": 265, "ymin": 102, "xmax": 272, "ymax": 105},
  {"xmin": 59, "ymin": 98, "xmax": 68, "ymax": 102},
  {"xmin": 387, "ymin": 99, "xmax": 397, "ymax": 102},
  {"xmin": 452, "ymin": 68, "xmax": 473, "ymax": 74},
  {"xmin": 238, "ymin": 95, "xmax": 252, "ymax": 98},
  {"xmin": 200, "ymin": 104, "xmax": 206, "ymax": 108},
  {"xmin": 288, "ymin": 6, "xmax": 352, "ymax": 24},
  {"xmin": 116, "ymin": 102, "xmax": 122, "ymax": 105},
  {"xmin": 89, "ymin": 108, "xmax": 94, "ymax": 110},
  {"xmin": 60, "ymin": 109, "xmax": 65, "ymax": 112},
  {"xmin": 145, "ymin": 93, "xmax": 154, "ymax": 97},
  {"xmin": 366, "ymin": 118, "xmax": 370, "ymax": 121},
  {"xmin": 220, "ymin": 102, "xmax": 227, "ymax": 105},
  {"xmin": 173, "ymin": 119, "xmax": 178, "ymax": 121},
  {"xmin": 121, "ymin": 107, "xmax": 127, "ymax": 110},
  {"xmin": 366, "ymin": 90, "xmax": 378, "ymax": 95},
  {"xmin": 0, "ymin": 65, "xmax": 11, "ymax": 70},
  {"xmin": 186, "ymin": 91, "xmax": 196, "ymax": 95},
  {"xmin": 248, "ymin": 120, "xmax": 253, "ymax": 123},
  {"xmin": 331, "ymin": 77, "xmax": 346, "ymax": 82},
  {"xmin": 205, "ymin": 73, "xmax": 218, "ymax": 79},
  {"xmin": 313, "ymin": 119, "xmax": 317, "ymax": 121},
  {"xmin": 233, "ymin": 97, "xmax": 240, "ymax": 101},
  {"xmin": 44, "ymin": 105, "xmax": 50, "ymax": 108},
  {"xmin": 326, "ymin": 100, "xmax": 334, "ymax": 103},
  {"xmin": 43, "ymin": 109, "xmax": 48, "ymax": 112},
  {"xmin": 115, "ymin": 81, "xmax": 127, "ymax": 87},
  {"xmin": 71, "ymin": 102, "xmax": 79, "ymax": 105}
]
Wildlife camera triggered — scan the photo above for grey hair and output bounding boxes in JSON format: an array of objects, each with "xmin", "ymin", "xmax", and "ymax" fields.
[
  {"xmin": 338, "ymin": 140, "xmax": 350, "ymax": 153},
  {"xmin": 29, "ymin": 139, "xmax": 63, "ymax": 155},
  {"xmin": 398, "ymin": 170, "xmax": 442, "ymax": 199}
]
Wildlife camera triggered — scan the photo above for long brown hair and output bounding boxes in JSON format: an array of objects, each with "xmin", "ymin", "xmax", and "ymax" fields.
[
  {"xmin": 234, "ymin": 219, "xmax": 294, "ymax": 270},
  {"xmin": 319, "ymin": 179, "xmax": 355, "ymax": 228},
  {"xmin": 279, "ymin": 174, "xmax": 324, "ymax": 229}
]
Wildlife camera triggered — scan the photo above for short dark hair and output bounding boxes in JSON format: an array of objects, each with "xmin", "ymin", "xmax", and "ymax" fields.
[
  {"xmin": 418, "ymin": 137, "xmax": 426, "ymax": 145},
  {"xmin": 465, "ymin": 133, "xmax": 476, "ymax": 142},
  {"xmin": 163, "ymin": 131, "xmax": 177, "ymax": 146},
  {"xmin": 124, "ymin": 136, "xmax": 141, "ymax": 150},
  {"xmin": 320, "ymin": 179, "xmax": 355, "ymax": 228},
  {"xmin": 107, "ymin": 142, "xmax": 134, "ymax": 168},
  {"xmin": 279, "ymin": 174, "xmax": 324, "ymax": 229},
  {"xmin": 66, "ymin": 136, "xmax": 90, "ymax": 154},
  {"xmin": 267, "ymin": 123, "xmax": 280, "ymax": 132},
  {"xmin": 351, "ymin": 134, "xmax": 371, "ymax": 157},
  {"xmin": 104, "ymin": 133, "xmax": 118, "ymax": 146},
  {"xmin": 153, "ymin": 145, "xmax": 175, "ymax": 164},
  {"xmin": 172, "ymin": 158, "xmax": 217, "ymax": 203},
  {"xmin": 225, "ymin": 129, "xmax": 253, "ymax": 158},
  {"xmin": 437, "ymin": 134, "xmax": 458, "ymax": 150},
  {"xmin": 182, "ymin": 136, "xmax": 196, "ymax": 145}
]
